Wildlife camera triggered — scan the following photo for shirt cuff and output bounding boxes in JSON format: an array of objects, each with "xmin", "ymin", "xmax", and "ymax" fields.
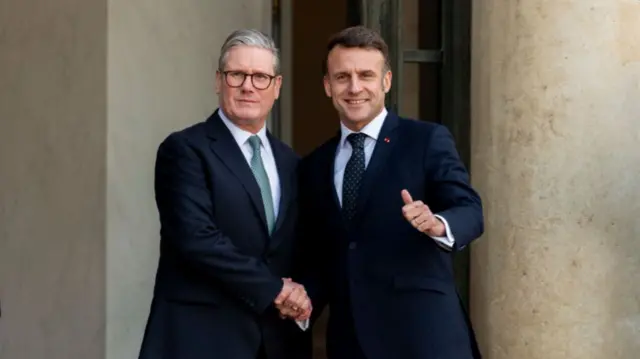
[
  {"xmin": 295, "ymin": 319, "xmax": 309, "ymax": 331},
  {"xmin": 430, "ymin": 214, "xmax": 455, "ymax": 250}
]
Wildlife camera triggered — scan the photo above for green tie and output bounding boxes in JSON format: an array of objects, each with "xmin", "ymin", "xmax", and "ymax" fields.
[{"xmin": 248, "ymin": 135, "xmax": 275, "ymax": 234}]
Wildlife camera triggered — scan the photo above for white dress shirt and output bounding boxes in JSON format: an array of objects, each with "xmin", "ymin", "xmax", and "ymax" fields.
[
  {"xmin": 219, "ymin": 110, "xmax": 280, "ymax": 218},
  {"xmin": 220, "ymin": 110, "xmax": 305, "ymax": 328},
  {"xmin": 334, "ymin": 107, "xmax": 456, "ymax": 249}
]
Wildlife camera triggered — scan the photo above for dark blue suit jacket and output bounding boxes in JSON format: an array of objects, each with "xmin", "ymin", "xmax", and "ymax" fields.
[
  {"xmin": 139, "ymin": 110, "xmax": 310, "ymax": 359},
  {"xmin": 296, "ymin": 111, "xmax": 483, "ymax": 359}
]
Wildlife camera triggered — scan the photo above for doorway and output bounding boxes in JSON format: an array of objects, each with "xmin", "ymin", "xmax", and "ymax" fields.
[{"xmin": 274, "ymin": 0, "xmax": 472, "ymax": 357}]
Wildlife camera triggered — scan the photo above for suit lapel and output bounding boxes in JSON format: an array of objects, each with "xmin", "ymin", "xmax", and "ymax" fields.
[
  {"xmin": 268, "ymin": 133, "xmax": 292, "ymax": 235},
  {"xmin": 308, "ymin": 133, "xmax": 345, "ymax": 230},
  {"xmin": 327, "ymin": 134, "xmax": 342, "ymax": 214},
  {"xmin": 351, "ymin": 112, "xmax": 400, "ymax": 226},
  {"xmin": 206, "ymin": 111, "xmax": 268, "ymax": 233},
  {"xmin": 325, "ymin": 134, "xmax": 348, "ymax": 231}
]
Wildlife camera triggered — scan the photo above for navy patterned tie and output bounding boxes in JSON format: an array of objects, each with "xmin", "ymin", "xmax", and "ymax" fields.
[{"xmin": 342, "ymin": 133, "xmax": 367, "ymax": 221}]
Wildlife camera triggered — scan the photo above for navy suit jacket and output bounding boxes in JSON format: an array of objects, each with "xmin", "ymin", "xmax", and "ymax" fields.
[
  {"xmin": 139, "ymin": 110, "xmax": 310, "ymax": 359},
  {"xmin": 296, "ymin": 111, "xmax": 483, "ymax": 359}
]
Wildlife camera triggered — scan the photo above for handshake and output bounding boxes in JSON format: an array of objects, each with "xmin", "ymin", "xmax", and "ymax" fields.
[{"xmin": 273, "ymin": 278, "xmax": 312, "ymax": 321}]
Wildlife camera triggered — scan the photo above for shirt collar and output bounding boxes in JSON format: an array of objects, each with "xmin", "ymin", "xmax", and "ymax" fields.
[
  {"xmin": 339, "ymin": 107, "xmax": 388, "ymax": 148},
  {"xmin": 218, "ymin": 109, "xmax": 269, "ymax": 148}
]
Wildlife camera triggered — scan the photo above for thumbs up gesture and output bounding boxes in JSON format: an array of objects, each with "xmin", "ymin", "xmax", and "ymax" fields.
[{"xmin": 401, "ymin": 189, "xmax": 445, "ymax": 237}]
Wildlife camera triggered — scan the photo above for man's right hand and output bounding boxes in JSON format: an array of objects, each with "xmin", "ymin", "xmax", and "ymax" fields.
[{"xmin": 273, "ymin": 278, "xmax": 312, "ymax": 320}]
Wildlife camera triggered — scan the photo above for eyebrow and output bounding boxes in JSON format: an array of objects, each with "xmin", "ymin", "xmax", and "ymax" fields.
[
  {"xmin": 334, "ymin": 69, "xmax": 376, "ymax": 76},
  {"xmin": 224, "ymin": 69, "xmax": 275, "ymax": 75}
]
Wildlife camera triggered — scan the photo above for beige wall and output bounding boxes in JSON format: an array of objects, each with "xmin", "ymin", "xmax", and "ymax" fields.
[
  {"xmin": 0, "ymin": 0, "xmax": 107, "ymax": 358},
  {"xmin": 0, "ymin": 1, "xmax": 271, "ymax": 358}
]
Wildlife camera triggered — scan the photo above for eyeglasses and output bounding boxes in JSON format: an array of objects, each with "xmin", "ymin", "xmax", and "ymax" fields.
[{"xmin": 220, "ymin": 70, "xmax": 276, "ymax": 90}]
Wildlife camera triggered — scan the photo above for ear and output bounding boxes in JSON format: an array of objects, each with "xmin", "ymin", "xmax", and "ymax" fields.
[
  {"xmin": 383, "ymin": 70, "xmax": 392, "ymax": 94},
  {"xmin": 323, "ymin": 75, "xmax": 332, "ymax": 97},
  {"xmin": 273, "ymin": 75, "xmax": 283, "ymax": 99},
  {"xmin": 215, "ymin": 70, "xmax": 222, "ymax": 94}
]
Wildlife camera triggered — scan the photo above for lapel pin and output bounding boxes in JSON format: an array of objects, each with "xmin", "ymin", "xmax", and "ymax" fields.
[{"xmin": 384, "ymin": 137, "xmax": 390, "ymax": 143}]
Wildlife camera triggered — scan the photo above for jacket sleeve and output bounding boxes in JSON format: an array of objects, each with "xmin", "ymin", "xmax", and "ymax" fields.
[
  {"xmin": 154, "ymin": 132, "xmax": 282, "ymax": 313},
  {"xmin": 425, "ymin": 125, "xmax": 484, "ymax": 251}
]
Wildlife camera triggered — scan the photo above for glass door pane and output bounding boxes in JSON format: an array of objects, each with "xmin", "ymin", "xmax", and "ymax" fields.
[
  {"xmin": 402, "ymin": 0, "xmax": 441, "ymax": 122},
  {"xmin": 360, "ymin": 0, "xmax": 472, "ymax": 307},
  {"xmin": 359, "ymin": 0, "xmax": 443, "ymax": 121},
  {"xmin": 359, "ymin": 0, "xmax": 402, "ymax": 112}
]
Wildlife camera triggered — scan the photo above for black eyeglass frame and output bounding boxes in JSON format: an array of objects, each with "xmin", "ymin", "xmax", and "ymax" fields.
[{"xmin": 219, "ymin": 70, "xmax": 278, "ymax": 90}]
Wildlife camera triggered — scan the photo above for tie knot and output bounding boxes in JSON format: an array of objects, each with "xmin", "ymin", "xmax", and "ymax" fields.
[
  {"xmin": 347, "ymin": 133, "xmax": 367, "ymax": 150},
  {"xmin": 248, "ymin": 135, "xmax": 262, "ymax": 153}
]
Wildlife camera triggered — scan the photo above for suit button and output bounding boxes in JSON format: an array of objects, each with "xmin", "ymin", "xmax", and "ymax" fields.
[{"xmin": 348, "ymin": 242, "xmax": 357, "ymax": 250}]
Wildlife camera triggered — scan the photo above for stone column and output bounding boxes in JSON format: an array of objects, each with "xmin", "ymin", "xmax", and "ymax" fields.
[{"xmin": 469, "ymin": 1, "xmax": 640, "ymax": 358}]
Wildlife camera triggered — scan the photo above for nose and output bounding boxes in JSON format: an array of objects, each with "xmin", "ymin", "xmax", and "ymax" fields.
[
  {"xmin": 241, "ymin": 75, "xmax": 255, "ymax": 91},
  {"xmin": 348, "ymin": 78, "xmax": 362, "ymax": 93}
]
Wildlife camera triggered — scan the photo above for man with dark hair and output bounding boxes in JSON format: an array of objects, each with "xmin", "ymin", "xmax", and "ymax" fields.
[{"xmin": 292, "ymin": 25, "xmax": 484, "ymax": 359}]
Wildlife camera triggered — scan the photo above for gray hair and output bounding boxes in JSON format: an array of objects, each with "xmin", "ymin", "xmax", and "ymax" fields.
[{"xmin": 218, "ymin": 29, "xmax": 280, "ymax": 74}]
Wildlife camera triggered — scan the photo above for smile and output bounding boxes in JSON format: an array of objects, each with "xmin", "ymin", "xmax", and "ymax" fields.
[{"xmin": 345, "ymin": 99, "xmax": 367, "ymax": 104}]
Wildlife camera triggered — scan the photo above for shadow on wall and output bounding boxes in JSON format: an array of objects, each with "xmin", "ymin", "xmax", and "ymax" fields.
[{"xmin": 607, "ymin": 81, "xmax": 640, "ymax": 357}]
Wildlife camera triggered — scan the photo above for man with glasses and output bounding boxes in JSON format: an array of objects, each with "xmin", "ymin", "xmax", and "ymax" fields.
[{"xmin": 138, "ymin": 29, "xmax": 312, "ymax": 359}]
